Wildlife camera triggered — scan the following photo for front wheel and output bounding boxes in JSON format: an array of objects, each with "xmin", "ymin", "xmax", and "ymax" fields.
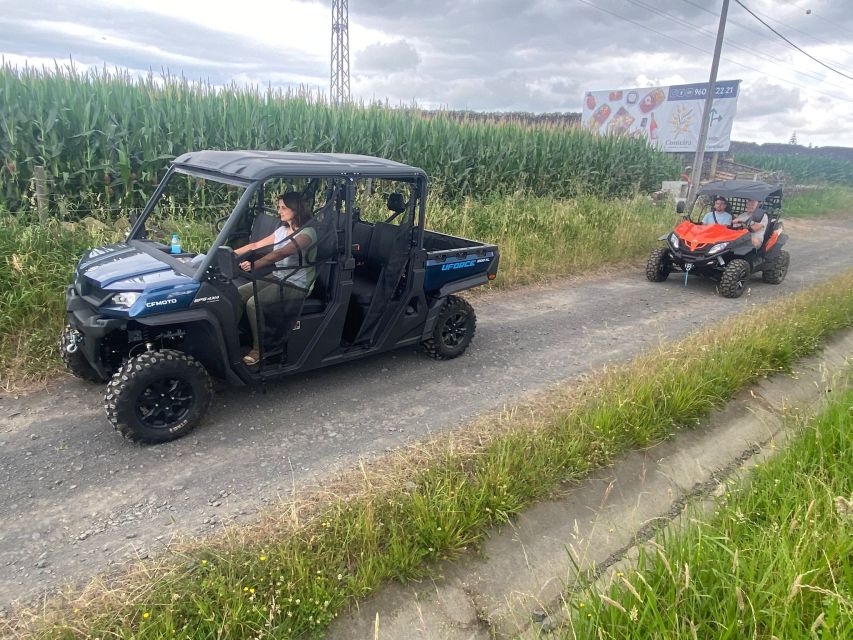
[
  {"xmin": 719, "ymin": 258, "xmax": 751, "ymax": 298},
  {"xmin": 104, "ymin": 350, "xmax": 212, "ymax": 444},
  {"xmin": 645, "ymin": 248, "xmax": 671, "ymax": 282},
  {"xmin": 422, "ymin": 295, "xmax": 476, "ymax": 360},
  {"xmin": 762, "ymin": 250, "xmax": 790, "ymax": 284}
]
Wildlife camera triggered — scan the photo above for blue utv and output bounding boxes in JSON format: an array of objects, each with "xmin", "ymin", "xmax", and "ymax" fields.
[{"xmin": 61, "ymin": 151, "xmax": 499, "ymax": 443}]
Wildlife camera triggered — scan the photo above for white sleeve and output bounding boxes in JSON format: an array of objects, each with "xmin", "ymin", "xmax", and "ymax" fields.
[{"xmin": 273, "ymin": 226, "xmax": 288, "ymax": 249}]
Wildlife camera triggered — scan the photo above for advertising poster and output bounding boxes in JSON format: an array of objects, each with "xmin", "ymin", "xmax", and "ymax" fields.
[{"xmin": 581, "ymin": 80, "xmax": 741, "ymax": 152}]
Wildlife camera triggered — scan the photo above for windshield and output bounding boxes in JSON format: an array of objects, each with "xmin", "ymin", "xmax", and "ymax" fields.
[{"xmin": 131, "ymin": 171, "xmax": 247, "ymax": 255}]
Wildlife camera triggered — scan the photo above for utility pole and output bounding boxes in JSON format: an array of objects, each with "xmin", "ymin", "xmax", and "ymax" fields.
[
  {"xmin": 687, "ymin": 0, "xmax": 729, "ymax": 213},
  {"xmin": 330, "ymin": 0, "xmax": 351, "ymax": 105}
]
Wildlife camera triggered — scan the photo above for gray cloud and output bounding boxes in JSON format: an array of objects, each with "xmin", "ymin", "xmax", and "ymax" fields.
[
  {"xmin": 738, "ymin": 79, "xmax": 805, "ymax": 119},
  {"xmin": 0, "ymin": 0, "xmax": 324, "ymax": 85},
  {"xmin": 356, "ymin": 40, "xmax": 420, "ymax": 73}
]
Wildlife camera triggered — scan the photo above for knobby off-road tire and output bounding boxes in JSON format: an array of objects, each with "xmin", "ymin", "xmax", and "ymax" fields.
[
  {"xmin": 762, "ymin": 249, "xmax": 790, "ymax": 285},
  {"xmin": 645, "ymin": 247, "xmax": 671, "ymax": 282},
  {"xmin": 422, "ymin": 295, "xmax": 477, "ymax": 360},
  {"xmin": 719, "ymin": 258, "xmax": 751, "ymax": 298},
  {"xmin": 105, "ymin": 349, "xmax": 212, "ymax": 444},
  {"xmin": 58, "ymin": 326, "xmax": 105, "ymax": 383}
]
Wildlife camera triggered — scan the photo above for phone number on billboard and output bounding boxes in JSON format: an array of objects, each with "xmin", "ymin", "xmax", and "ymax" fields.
[{"xmin": 667, "ymin": 81, "xmax": 740, "ymax": 101}]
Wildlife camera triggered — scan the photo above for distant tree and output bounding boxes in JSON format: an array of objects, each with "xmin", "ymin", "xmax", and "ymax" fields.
[{"xmin": 789, "ymin": 130, "xmax": 798, "ymax": 145}]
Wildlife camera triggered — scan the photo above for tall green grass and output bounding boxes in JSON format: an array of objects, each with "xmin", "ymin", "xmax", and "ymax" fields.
[
  {"xmin": 0, "ymin": 63, "xmax": 678, "ymax": 215},
  {"xmin": 784, "ymin": 186, "xmax": 853, "ymax": 217},
  {"xmin": 736, "ymin": 152, "xmax": 853, "ymax": 186},
  {"xmin": 10, "ymin": 270, "xmax": 853, "ymax": 640},
  {"xmin": 565, "ymin": 386, "xmax": 853, "ymax": 639}
]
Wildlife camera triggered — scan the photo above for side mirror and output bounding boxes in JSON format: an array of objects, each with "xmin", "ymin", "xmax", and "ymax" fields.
[
  {"xmin": 675, "ymin": 201, "xmax": 685, "ymax": 214},
  {"xmin": 213, "ymin": 246, "xmax": 238, "ymax": 280}
]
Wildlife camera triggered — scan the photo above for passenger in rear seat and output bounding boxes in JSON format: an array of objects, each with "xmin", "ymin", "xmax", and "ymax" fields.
[{"xmin": 234, "ymin": 193, "xmax": 317, "ymax": 365}]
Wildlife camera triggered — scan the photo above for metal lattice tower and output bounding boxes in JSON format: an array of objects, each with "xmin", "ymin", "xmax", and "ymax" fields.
[{"xmin": 330, "ymin": 0, "xmax": 351, "ymax": 105}]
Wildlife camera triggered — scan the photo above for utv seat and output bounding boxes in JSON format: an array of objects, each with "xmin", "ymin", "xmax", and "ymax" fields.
[
  {"xmin": 351, "ymin": 222, "xmax": 405, "ymax": 306},
  {"xmin": 253, "ymin": 209, "xmax": 282, "ymax": 239},
  {"xmin": 301, "ymin": 260, "xmax": 333, "ymax": 314},
  {"xmin": 350, "ymin": 193, "xmax": 409, "ymax": 307}
]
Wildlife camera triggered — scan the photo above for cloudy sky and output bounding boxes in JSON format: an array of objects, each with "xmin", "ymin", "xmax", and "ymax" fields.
[{"xmin": 3, "ymin": 0, "xmax": 853, "ymax": 147}]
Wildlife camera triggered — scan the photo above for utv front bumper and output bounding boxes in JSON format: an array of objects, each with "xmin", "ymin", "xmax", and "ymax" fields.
[
  {"xmin": 668, "ymin": 250, "xmax": 727, "ymax": 270},
  {"xmin": 65, "ymin": 285, "xmax": 125, "ymax": 378}
]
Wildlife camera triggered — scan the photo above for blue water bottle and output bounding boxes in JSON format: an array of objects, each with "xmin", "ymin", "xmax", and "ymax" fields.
[{"xmin": 170, "ymin": 233, "xmax": 181, "ymax": 254}]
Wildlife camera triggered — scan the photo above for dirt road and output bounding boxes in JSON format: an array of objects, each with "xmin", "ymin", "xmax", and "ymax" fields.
[{"xmin": 1, "ymin": 215, "xmax": 851, "ymax": 609}]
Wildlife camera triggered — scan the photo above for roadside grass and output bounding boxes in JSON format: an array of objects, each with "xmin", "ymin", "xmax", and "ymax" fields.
[
  {"xmin": 784, "ymin": 186, "xmax": 853, "ymax": 218},
  {"xmin": 8, "ymin": 269, "xmax": 853, "ymax": 639},
  {"xmin": 0, "ymin": 193, "xmax": 675, "ymax": 389},
  {"xmin": 426, "ymin": 192, "xmax": 673, "ymax": 287},
  {"xmin": 563, "ymin": 385, "xmax": 853, "ymax": 639}
]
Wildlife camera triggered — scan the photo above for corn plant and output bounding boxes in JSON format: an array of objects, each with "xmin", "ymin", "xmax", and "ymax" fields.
[{"xmin": 0, "ymin": 63, "xmax": 680, "ymax": 218}]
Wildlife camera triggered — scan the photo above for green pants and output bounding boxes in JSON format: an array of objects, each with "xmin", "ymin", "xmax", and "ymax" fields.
[{"xmin": 238, "ymin": 280, "xmax": 305, "ymax": 351}]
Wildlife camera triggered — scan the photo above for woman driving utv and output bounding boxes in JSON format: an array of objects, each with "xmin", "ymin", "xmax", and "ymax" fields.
[{"xmin": 234, "ymin": 193, "xmax": 318, "ymax": 365}]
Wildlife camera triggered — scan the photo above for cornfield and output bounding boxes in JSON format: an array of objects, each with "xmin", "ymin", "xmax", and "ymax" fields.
[
  {"xmin": 735, "ymin": 153, "xmax": 853, "ymax": 186},
  {"xmin": 0, "ymin": 63, "xmax": 679, "ymax": 217}
]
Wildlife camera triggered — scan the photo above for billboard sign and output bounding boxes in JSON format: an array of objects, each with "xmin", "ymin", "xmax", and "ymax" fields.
[{"xmin": 582, "ymin": 80, "xmax": 741, "ymax": 152}]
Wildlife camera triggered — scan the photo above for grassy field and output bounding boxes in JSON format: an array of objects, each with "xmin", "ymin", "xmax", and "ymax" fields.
[
  {"xmin": 563, "ymin": 385, "xmax": 853, "ymax": 639},
  {"xmin": 0, "ymin": 193, "xmax": 676, "ymax": 390},
  {"xmin": 8, "ymin": 269, "xmax": 853, "ymax": 639},
  {"xmin": 784, "ymin": 186, "xmax": 853, "ymax": 217}
]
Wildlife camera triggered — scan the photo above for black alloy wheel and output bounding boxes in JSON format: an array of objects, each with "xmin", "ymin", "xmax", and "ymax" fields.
[
  {"xmin": 134, "ymin": 378, "xmax": 195, "ymax": 428},
  {"xmin": 645, "ymin": 247, "xmax": 671, "ymax": 282},
  {"xmin": 762, "ymin": 249, "xmax": 790, "ymax": 285},
  {"xmin": 422, "ymin": 295, "xmax": 477, "ymax": 360},
  {"xmin": 719, "ymin": 258, "xmax": 751, "ymax": 298},
  {"xmin": 105, "ymin": 349, "xmax": 212, "ymax": 443}
]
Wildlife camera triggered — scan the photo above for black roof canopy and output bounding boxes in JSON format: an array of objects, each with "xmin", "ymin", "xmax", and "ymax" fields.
[
  {"xmin": 172, "ymin": 150, "xmax": 427, "ymax": 181},
  {"xmin": 697, "ymin": 179, "xmax": 783, "ymax": 201}
]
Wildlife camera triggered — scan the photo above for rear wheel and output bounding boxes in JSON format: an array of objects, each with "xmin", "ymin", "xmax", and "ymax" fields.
[
  {"xmin": 104, "ymin": 350, "xmax": 212, "ymax": 444},
  {"xmin": 645, "ymin": 248, "xmax": 671, "ymax": 282},
  {"xmin": 719, "ymin": 259, "xmax": 750, "ymax": 298},
  {"xmin": 762, "ymin": 249, "xmax": 790, "ymax": 284},
  {"xmin": 422, "ymin": 295, "xmax": 476, "ymax": 360},
  {"xmin": 59, "ymin": 326, "xmax": 105, "ymax": 382}
]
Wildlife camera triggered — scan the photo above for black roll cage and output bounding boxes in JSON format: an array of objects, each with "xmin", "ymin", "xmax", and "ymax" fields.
[{"xmin": 127, "ymin": 163, "xmax": 429, "ymax": 283}]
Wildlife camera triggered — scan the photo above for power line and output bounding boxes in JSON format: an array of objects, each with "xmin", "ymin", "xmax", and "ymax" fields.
[
  {"xmin": 573, "ymin": 0, "xmax": 853, "ymax": 104},
  {"xmin": 623, "ymin": 0, "xmax": 852, "ymax": 92},
  {"xmin": 793, "ymin": 0, "xmax": 853, "ymax": 41},
  {"xmin": 733, "ymin": 0, "xmax": 853, "ymax": 81},
  {"xmin": 743, "ymin": 1, "xmax": 853, "ymax": 71},
  {"xmin": 677, "ymin": 0, "xmax": 853, "ymax": 76}
]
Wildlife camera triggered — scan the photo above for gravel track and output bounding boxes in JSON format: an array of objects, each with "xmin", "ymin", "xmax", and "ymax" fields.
[{"xmin": 1, "ymin": 215, "xmax": 851, "ymax": 610}]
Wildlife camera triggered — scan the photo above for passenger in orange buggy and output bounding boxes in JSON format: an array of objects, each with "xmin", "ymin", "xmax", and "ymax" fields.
[{"xmin": 701, "ymin": 196, "xmax": 733, "ymax": 226}]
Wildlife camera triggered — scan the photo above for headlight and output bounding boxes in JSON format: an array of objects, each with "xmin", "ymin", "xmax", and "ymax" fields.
[
  {"xmin": 708, "ymin": 242, "xmax": 729, "ymax": 255},
  {"xmin": 110, "ymin": 292, "xmax": 141, "ymax": 308},
  {"xmin": 669, "ymin": 233, "xmax": 680, "ymax": 249}
]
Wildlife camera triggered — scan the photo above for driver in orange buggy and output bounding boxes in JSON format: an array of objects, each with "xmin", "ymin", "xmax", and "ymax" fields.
[{"xmin": 731, "ymin": 199, "xmax": 768, "ymax": 248}]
